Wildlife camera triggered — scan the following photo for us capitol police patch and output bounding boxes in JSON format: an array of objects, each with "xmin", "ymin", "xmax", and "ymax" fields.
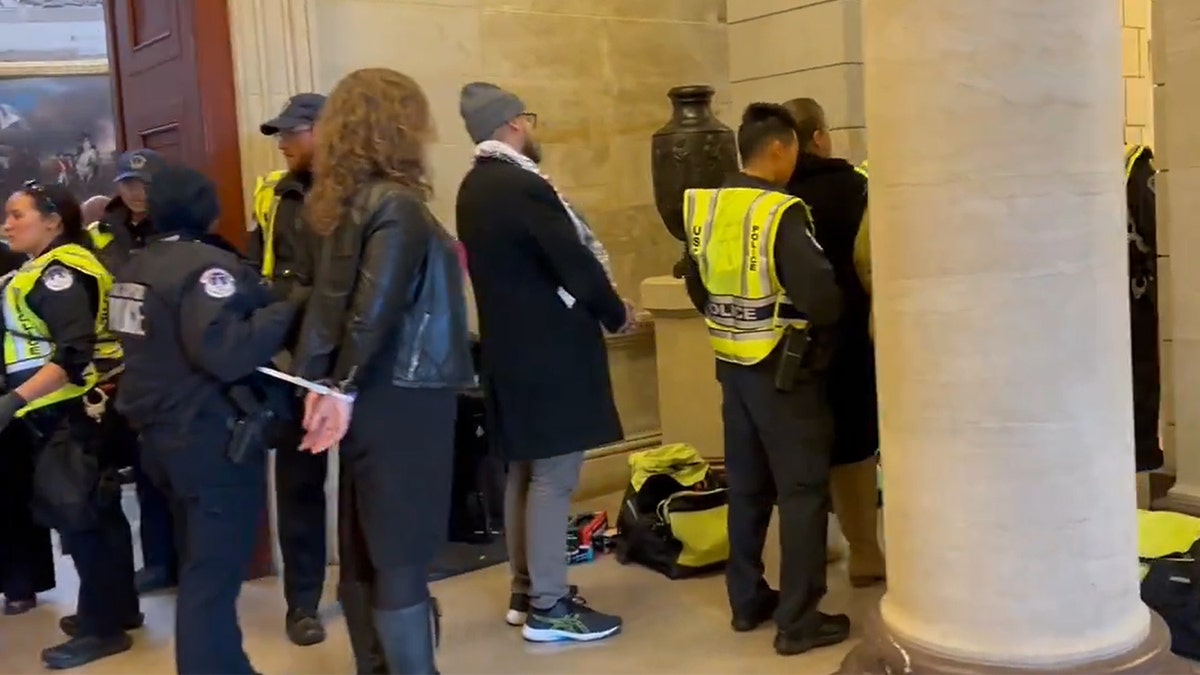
[
  {"xmin": 42, "ymin": 265, "xmax": 75, "ymax": 292},
  {"xmin": 199, "ymin": 267, "xmax": 236, "ymax": 299}
]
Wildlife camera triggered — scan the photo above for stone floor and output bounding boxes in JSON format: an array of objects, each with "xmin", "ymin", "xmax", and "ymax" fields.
[{"xmin": 0, "ymin": 490, "xmax": 878, "ymax": 674}]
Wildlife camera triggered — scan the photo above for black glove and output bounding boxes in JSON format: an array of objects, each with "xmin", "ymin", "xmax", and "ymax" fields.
[{"xmin": 0, "ymin": 391, "xmax": 27, "ymax": 433}]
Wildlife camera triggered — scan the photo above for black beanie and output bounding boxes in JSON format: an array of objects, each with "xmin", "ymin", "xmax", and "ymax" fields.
[{"xmin": 147, "ymin": 164, "xmax": 220, "ymax": 236}]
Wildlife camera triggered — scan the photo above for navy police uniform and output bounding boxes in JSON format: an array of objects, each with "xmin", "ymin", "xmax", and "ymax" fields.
[
  {"xmin": 110, "ymin": 167, "xmax": 300, "ymax": 674},
  {"xmin": 252, "ymin": 94, "xmax": 328, "ymax": 642},
  {"xmin": 88, "ymin": 148, "xmax": 180, "ymax": 593},
  {"xmin": 0, "ymin": 226, "xmax": 139, "ymax": 669}
]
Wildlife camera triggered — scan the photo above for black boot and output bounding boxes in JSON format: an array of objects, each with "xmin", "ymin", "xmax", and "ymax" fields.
[
  {"xmin": 339, "ymin": 583, "xmax": 388, "ymax": 675},
  {"xmin": 373, "ymin": 601, "xmax": 439, "ymax": 675}
]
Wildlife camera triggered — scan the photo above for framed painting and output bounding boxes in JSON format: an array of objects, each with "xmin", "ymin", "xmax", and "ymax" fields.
[{"xmin": 0, "ymin": 58, "xmax": 117, "ymax": 204}]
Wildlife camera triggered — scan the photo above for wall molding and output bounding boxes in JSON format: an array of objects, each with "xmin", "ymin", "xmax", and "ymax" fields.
[{"xmin": 0, "ymin": 58, "xmax": 106, "ymax": 77}]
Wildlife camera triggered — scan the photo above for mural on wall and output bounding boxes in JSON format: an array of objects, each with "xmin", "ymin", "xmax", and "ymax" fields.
[{"xmin": 0, "ymin": 73, "xmax": 116, "ymax": 200}]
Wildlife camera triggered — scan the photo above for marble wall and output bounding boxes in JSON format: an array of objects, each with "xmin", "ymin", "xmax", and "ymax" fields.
[
  {"xmin": 726, "ymin": 0, "xmax": 865, "ymax": 163},
  {"xmin": 294, "ymin": 0, "xmax": 728, "ymax": 302},
  {"xmin": 1123, "ymin": 0, "xmax": 1153, "ymax": 146}
]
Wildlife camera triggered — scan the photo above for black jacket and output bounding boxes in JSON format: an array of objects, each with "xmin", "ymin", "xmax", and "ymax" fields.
[
  {"xmin": 112, "ymin": 234, "xmax": 299, "ymax": 429},
  {"xmin": 89, "ymin": 196, "xmax": 152, "ymax": 274},
  {"xmin": 1127, "ymin": 148, "xmax": 1162, "ymax": 471},
  {"xmin": 457, "ymin": 157, "xmax": 625, "ymax": 461},
  {"xmin": 787, "ymin": 155, "xmax": 877, "ymax": 465},
  {"xmin": 291, "ymin": 181, "xmax": 472, "ymax": 393},
  {"xmin": 246, "ymin": 170, "xmax": 316, "ymax": 298}
]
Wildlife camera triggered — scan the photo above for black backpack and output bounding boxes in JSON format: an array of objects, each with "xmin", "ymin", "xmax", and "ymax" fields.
[{"xmin": 1141, "ymin": 537, "xmax": 1200, "ymax": 660}]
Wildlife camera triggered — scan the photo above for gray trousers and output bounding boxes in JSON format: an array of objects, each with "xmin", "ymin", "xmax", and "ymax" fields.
[{"xmin": 505, "ymin": 451, "xmax": 585, "ymax": 610}]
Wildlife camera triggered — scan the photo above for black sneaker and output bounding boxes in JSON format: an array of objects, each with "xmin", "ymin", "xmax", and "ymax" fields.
[
  {"xmin": 522, "ymin": 596, "xmax": 621, "ymax": 643},
  {"xmin": 285, "ymin": 610, "xmax": 327, "ymax": 646},
  {"xmin": 774, "ymin": 613, "xmax": 851, "ymax": 656},
  {"xmin": 731, "ymin": 588, "xmax": 779, "ymax": 632},
  {"xmin": 59, "ymin": 612, "xmax": 144, "ymax": 638},
  {"xmin": 42, "ymin": 633, "xmax": 134, "ymax": 670},
  {"xmin": 506, "ymin": 584, "xmax": 578, "ymax": 626}
]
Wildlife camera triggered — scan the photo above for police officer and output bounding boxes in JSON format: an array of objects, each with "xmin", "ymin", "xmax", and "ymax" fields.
[
  {"xmin": 1126, "ymin": 144, "xmax": 1161, "ymax": 494},
  {"xmin": 110, "ymin": 165, "xmax": 304, "ymax": 674},
  {"xmin": 681, "ymin": 103, "xmax": 845, "ymax": 656},
  {"xmin": 0, "ymin": 181, "xmax": 139, "ymax": 669},
  {"xmin": 86, "ymin": 148, "xmax": 180, "ymax": 594},
  {"xmin": 252, "ymin": 92, "xmax": 327, "ymax": 646},
  {"xmin": 782, "ymin": 97, "xmax": 885, "ymax": 589}
]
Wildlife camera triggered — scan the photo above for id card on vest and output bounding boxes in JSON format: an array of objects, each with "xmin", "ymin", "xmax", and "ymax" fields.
[{"xmin": 109, "ymin": 282, "xmax": 147, "ymax": 337}]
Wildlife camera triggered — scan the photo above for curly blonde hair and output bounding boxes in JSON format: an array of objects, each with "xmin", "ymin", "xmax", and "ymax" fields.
[{"xmin": 307, "ymin": 68, "xmax": 434, "ymax": 235}]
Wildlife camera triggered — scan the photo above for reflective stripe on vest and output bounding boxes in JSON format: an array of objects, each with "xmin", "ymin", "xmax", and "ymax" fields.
[
  {"xmin": 1125, "ymin": 144, "xmax": 1148, "ymax": 183},
  {"xmin": 86, "ymin": 220, "xmax": 114, "ymax": 250},
  {"xmin": 686, "ymin": 187, "xmax": 810, "ymax": 365},
  {"xmin": 1, "ymin": 244, "xmax": 122, "ymax": 416},
  {"xmin": 252, "ymin": 169, "xmax": 289, "ymax": 279},
  {"xmin": 855, "ymin": 159, "xmax": 868, "ymax": 179}
]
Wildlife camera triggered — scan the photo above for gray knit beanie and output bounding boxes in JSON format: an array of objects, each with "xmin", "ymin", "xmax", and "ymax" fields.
[{"xmin": 460, "ymin": 82, "xmax": 526, "ymax": 144}]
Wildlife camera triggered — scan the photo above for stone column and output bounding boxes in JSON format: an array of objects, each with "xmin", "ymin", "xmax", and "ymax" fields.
[
  {"xmin": 840, "ymin": 1, "xmax": 1174, "ymax": 671},
  {"xmin": 227, "ymin": 0, "xmax": 340, "ymax": 569},
  {"xmin": 1152, "ymin": 1, "xmax": 1200, "ymax": 518}
]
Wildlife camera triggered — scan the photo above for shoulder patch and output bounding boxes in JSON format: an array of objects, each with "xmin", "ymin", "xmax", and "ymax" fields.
[
  {"xmin": 198, "ymin": 267, "xmax": 237, "ymax": 299},
  {"xmin": 42, "ymin": 265, "xmax": 75, "ymax": 292}
]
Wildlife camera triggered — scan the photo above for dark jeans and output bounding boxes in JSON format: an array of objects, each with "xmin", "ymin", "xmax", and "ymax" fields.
[
  {"xmin": 142, "ymin": 423, "xmax": 265, "ymax": 675},
  {"xmin": 719, "ymin": 365, "xmax": 833, "ymax": 636},
  {"xmin": 275, "ymin": 430, "xmax": 328, "ymax": 615},
  {"xmin": 60, "ymin": 499, "xmax": 139, "ymax": 637}
]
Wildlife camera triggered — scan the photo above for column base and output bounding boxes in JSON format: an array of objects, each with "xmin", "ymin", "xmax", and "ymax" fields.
[{"xmin": 838, "ymin": 604, "xmax": 1186, "ymax": 674}]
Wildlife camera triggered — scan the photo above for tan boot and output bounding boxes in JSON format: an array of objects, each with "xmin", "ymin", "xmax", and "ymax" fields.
[{"xmin": 831, "ymin": 456, "xmax": 886, "ymax": 587}]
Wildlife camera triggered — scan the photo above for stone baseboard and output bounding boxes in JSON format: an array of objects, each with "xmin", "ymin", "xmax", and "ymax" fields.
[{"xmin": 839, "ymin": 605, "xmax": 1185, "ymax": 674}]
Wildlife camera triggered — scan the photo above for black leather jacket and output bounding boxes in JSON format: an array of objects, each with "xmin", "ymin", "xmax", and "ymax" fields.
[{"xmin": 291, "ymin": 181, "xmax": 473, "ymax": 393}]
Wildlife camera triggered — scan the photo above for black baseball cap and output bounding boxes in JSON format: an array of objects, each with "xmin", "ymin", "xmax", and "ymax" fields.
[
  {"xmin": 260, "ymin": 93, "xmax": 326, "ymax": 136},
  {"xmin": 114, "ymin": 149, "xmax": 164, "ymax": 183}
]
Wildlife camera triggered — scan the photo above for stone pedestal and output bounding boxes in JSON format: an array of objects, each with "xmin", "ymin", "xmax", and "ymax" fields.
[
  {"xmin": 841, "ymin": 1, "xmax": 1178, "ymax": 672},
  {"xmin": 640, "ymin": 275, "xmax": 724, "ymax": 459}
]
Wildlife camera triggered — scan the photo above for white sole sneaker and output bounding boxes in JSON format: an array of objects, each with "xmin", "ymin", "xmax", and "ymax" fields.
[{"xmin": 521, "ymin": 624, "xmax": 621, "ymax": 643}]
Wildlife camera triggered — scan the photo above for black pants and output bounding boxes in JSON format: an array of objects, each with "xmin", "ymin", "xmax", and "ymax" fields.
[
  {"xmin": 131, "ymin": 441, "xmax": 179, "ymax": 575},
  {"xmin": 60, "ymin": 499, "xmax": 140, "ymax": 637},
  {"xmin": 275, "ymin": 427, "xmax": 328, "ymax": 615},
  {"xmin": 142, "ymin": 422, "xmax": 265, "ymax": 675},
  {"xmin": 0, "ymin": 421, "xmax": 55, "ymax": 600},
  {"xmin": 27, "ymin": 402, "xmax": 137, "ymax": 638},
  {"xmin": 1131, "ymin": 300, "xmax": 1162, "ymax": 472},
  {"xmin": 719, "ymin": 364, "xmax": 832, "ymax": 636}
]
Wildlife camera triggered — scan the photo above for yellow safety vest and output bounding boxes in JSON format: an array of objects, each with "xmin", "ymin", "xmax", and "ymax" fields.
[
  {"xmin": 252, "ymin": 169, "xmax": 289, "ymax": 279},
  {"xmin": 686, "ymin": 187, "xmax": 811, "ymax": 365},
  {"xmin": 1, "ymin": 244, "xmax": 122, "ymax": 416},
  {"xmin": 855, "ymin": 160, "xmax": 868, "ymax": 178},
  {"xmin": 85, "ymin": 221, "xmax": 114, "ymax": 250},
  {"xmin": 1125, "ymin": 144, "xmax": 1150, "ymax": 183}
]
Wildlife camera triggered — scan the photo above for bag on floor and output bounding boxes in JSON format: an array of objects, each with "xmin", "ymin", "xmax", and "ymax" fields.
[
  {"xmin": 1138, "ymin": 509, "xmax": 1200, "ymax": 660},
  {"xmin": 615, "ymin": 444, "xmax": 729, "ymax": 579}
]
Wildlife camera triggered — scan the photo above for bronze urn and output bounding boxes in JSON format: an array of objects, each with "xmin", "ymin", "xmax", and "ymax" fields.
[{"xmin": 650, "ymin": 85, "xmax": 739, "ymax": 277}]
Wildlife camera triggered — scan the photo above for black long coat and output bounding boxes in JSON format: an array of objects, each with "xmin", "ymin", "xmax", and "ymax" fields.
[
  {"xmin": 456, "ymin": 158, "xmax": 626, "ymax": 462},
  {"xmin": 788, "ymin": 155, "xmax": 877, "ymax": 467},
  {"xmin": 1127, "ymin": 148, "xmax": 1161, "ymax": 472}
]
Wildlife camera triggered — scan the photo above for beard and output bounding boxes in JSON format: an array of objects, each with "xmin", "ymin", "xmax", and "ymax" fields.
[{"xmin": 522, "ymin": 138, "xmax": 542, "ymax": 164}]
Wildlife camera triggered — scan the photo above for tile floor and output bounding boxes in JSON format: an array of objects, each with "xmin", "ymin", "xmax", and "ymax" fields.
[{"xmin": 0, "ymin": 489, "xmax": 877, "ymax": 674}]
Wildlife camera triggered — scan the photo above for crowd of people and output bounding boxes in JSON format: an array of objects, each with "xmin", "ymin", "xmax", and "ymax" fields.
[{"xmin": 0, "ymin": 63, "xmax": 1160, "ymax": 675}]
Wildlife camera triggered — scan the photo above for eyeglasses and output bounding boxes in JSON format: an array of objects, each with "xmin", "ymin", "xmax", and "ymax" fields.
[
  {"xmin": 521, "ymin": 112, "xmax": 538, "ymax": 129},
  {"xmin": 21, "ymin": 180, "xmax": 56, "ymax": 214}
]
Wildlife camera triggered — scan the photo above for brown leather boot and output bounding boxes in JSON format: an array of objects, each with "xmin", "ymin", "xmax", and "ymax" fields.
[{"xmin": 831, "ymin": 456, "xmax": 886, "ymax": 587}]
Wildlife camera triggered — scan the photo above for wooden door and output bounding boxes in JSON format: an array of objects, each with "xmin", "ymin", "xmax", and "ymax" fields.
[
  {"xmin": 105, "ymin": 0, "xmax": 273, "ymax": 580},
  {"xmin": 104, "ymin": 0, "xmax": 246, "ymax": 246}
]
